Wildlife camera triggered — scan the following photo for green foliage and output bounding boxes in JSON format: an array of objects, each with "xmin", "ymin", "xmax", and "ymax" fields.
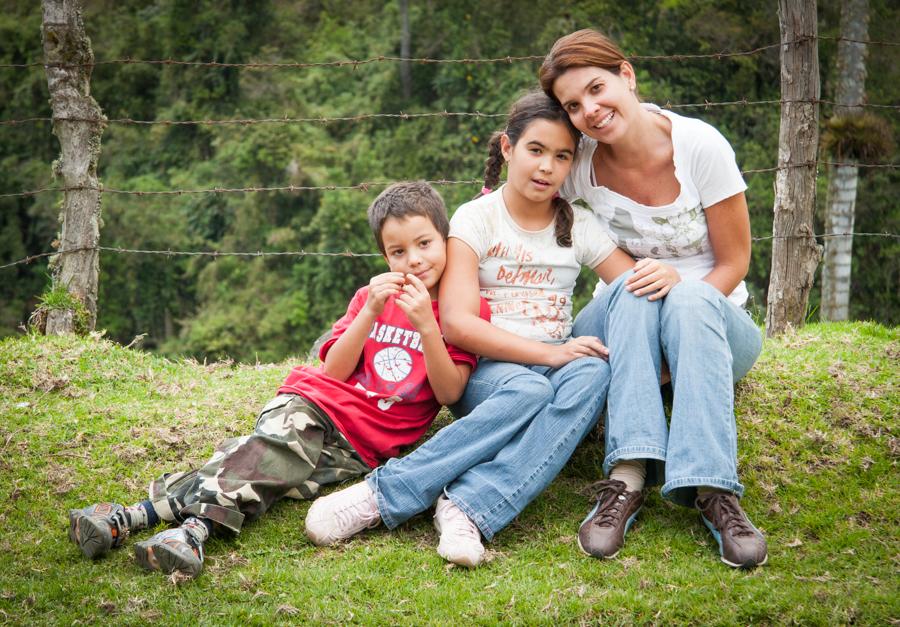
[
  {"xmin": 31, "ymin": 281, "xmax": 92, "ymax": 335},
  {"xmin": 1, "ymin": 0, "xmax": 897, "ymax": 359},
  {"xmin": 821, "ymin": 112, "xmax": 896, "ymax": 162},
  {"xmin": 0, "ymin": 325, "xmax": 897, "ymax": 623}
]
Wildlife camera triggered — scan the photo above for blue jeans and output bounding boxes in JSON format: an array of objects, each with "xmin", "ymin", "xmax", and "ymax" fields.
[
  {"xmin": 573, "ymin": 273, "xmax": 763, "ymax": 507},
  {"xmin": 367, "ymin": 356, "xmax": 610, "ymax": 541}
]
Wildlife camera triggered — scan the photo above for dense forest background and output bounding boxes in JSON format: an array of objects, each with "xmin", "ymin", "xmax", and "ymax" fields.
[{"xmin": 1, "ymin": 0, "xmax": 897, "ymax": 362}]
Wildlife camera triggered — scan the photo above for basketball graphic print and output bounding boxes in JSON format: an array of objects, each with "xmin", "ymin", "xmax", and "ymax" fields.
[{"xmin": 373, "ymin": 346, "xmax": 413, "ymax": 382}]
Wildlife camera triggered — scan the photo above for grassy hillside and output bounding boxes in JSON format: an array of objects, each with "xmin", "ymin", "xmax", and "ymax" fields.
[{"xmin": 0, "ymin": 323, "xmax": 897, "ymax": 625}]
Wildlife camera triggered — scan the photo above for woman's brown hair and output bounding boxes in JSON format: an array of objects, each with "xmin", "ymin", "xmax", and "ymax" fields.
[{"xmin": 539, "ymin": 29, "xmax": 628, "ymax": 99}]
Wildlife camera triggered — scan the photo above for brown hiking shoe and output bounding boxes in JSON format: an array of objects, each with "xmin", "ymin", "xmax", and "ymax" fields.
[
  {"xmin": 696, "ymin": 492, "xmax": 768, "ymax": 569},
  {"xmin": 577, "ymin": 479, "xmax": 645, "ymax": 559}
]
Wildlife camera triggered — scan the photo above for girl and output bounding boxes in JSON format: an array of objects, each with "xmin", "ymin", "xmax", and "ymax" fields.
[
  {"xmin": 540, "ymin": 29, "xmax": 767, "ymax": 568},
  {"xmin": 306, "ymin": 92, "xmax": 665, "ymax": 567}
]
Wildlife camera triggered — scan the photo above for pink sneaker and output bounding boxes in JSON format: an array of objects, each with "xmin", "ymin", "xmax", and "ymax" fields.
[
  {"xmin": 305, "ymin": 481, "xmax": 381, "ymax": 546},
  {"xmin": 433, "ymin": 495, "xmax": 485, "ymax": 567}
]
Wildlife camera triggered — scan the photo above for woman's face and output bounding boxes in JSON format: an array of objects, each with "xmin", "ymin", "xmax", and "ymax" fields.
[{"xmin": 552, "ymin": 64, "xmax": 637, "ymax": 143}]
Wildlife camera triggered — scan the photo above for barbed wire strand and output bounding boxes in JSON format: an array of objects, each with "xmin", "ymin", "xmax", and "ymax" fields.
[
  {"xmin": 4, "ymin": 161, "xmax": 898, "ymax": 200},
  {"xmin": 2, "ymin": 36, "xmax": 897, "ymax": 71},
  {"xmin": 2, "ymin": 98, "xmax": 896, "ymax": 128},
  {"xmin": 3, "ymin": 232, "xmax": 898, "ymax": 271}
]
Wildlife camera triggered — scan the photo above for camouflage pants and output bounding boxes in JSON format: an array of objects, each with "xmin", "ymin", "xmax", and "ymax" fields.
[{"xmin": 147, "ymin": 394, "xmax": 370, "ymax": 533}]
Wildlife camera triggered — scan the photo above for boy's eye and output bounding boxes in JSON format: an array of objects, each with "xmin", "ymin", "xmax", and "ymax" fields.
[
  {"xmin": 557, "ymin": 153, "xmax": 570, "ymax": 161},
  {"xmin": 419, "ymin": 239, "xmax": 431, "ymax": 247}
]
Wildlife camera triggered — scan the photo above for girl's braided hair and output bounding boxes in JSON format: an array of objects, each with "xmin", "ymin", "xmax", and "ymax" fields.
[{"xmin": 480, "ymin": 91, "xmax": 579, "ymax": 247}]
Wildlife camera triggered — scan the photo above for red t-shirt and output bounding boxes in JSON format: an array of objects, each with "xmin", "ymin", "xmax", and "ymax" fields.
[{"xmin": 278, "ymin": 287, "xmax": 488, "ymax": 467}]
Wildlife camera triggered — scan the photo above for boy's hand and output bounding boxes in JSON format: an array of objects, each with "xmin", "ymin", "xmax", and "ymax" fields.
[
  {"xmin": 364, "ymin": 272, "xmax": 405, "ymax": 316},
  {"xmin": 625, "ymin": 258, "xmax": 682, "ymax": 301},
  {"xmin": 547, "ymin": 335, "xmax": 609, "ymax": 368},
  {"xmin": 395, "ymin": 274, "xmax": 438, "ymax": 333}
]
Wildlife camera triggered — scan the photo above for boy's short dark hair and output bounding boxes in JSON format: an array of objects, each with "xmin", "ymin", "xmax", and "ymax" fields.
[{"xmin": 367, "ymin": 181, "xmax": 449, "ymax": 255}]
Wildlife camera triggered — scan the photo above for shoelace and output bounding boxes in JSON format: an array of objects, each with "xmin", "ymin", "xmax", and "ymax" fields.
[
  {"xmin": 334, "ymin": 498, "xmax": 379, "ymax": 532},
  {"xmin": 584, "ymin": 479, "xmax": 631, "ymax": 529},
  {"xmin": 109, "ymin": 508, "xmax": 130, "ymax": 545},
  {"xmin": 702, "ymin": 494, "xmax": 755, "ymax": 537},
  {"xmin": 441, "ymin": 505, "xmax": 480, "ymax": 541}
]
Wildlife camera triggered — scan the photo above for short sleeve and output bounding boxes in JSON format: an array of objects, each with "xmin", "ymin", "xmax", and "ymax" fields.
[
  {"xmin": 448, "ymin": 201, "xmax": 489, "ymax": 258},
  {"xmin": 574, "ymin": 209, "xmax": 617, "ymax": 269},
  {"xmin": 688, "ymin": 123, "xmax": 748, "ymax": 208},
  {"xmin": 318, "ymin": 287, "xmax": 367, "ymax": 360}
]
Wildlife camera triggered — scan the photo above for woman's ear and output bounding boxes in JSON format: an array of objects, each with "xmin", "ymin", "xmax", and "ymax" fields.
[
  {"xmin": 619, "ymin": 61, "xmax": 637, "ymax": 91},
  {"xmin": 500, "ymin": 133, "xmax": 513, "ymax": 162}
]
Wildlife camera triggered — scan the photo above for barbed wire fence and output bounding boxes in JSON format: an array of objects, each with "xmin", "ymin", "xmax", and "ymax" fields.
[{"xmin": 1, "ymin": 31, "xmax": 897, "ymax": 328}]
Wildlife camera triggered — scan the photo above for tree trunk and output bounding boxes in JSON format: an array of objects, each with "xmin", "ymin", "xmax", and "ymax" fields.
[
  {"xmin": 766, "ymin": 0, "xmax": 822, "ymax": 336},
  {"xmin": 40, "ymin": 0, "xmax": 106, "ymax": 334},
  {"xmin": 399, "ymin": 0, "xmax": 412, "ymax": 100},
  {"xmin": 821, "ymin": 0, "xmax": 869, "ymax": 321}
]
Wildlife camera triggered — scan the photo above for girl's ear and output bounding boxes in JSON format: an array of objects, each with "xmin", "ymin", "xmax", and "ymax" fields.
[{"xmin": 500, "ymin": 133, "xmax": 513, "ymax": 162}]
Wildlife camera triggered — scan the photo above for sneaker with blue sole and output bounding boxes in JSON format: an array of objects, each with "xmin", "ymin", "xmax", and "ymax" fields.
[
  {"xmin": 696, "ymin": 491, "xmax": 768, "ymax": 569},
  {"xmin": 577, "ymin": 479, "xmax": 645, "ymax": 559}
]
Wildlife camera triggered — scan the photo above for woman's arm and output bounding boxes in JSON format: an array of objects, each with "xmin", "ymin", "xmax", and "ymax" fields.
[
  {"xmin": 703, "ymin": 191, "xmax": 751, "ymax": 296},
  {"xmin": 439, "ymin": 238, "xmax": 607, "ymax": 367}
]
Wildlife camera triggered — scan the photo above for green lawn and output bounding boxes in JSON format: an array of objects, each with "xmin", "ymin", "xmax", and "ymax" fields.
[{"xmin": 1, "ymin": 323, "xmax": 897, "ymax": 625}]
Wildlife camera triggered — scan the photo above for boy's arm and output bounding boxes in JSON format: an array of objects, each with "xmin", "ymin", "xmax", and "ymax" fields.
[
  {"xmin": 395, "ymin": 274, "xmax": 472, "ymax": 406},
  {"xmin": 322, "ymin": 272, "xmax": 405, "ymax": 381}
]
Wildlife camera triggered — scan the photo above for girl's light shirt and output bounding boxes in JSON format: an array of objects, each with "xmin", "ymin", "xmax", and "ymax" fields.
[
  {"xmin": 561, "ymin": 103, "xmax": 750, "ymax": 307},
  {"xmin": 449, "ymin": 187, "xmax": 616, "ymax": 344}
]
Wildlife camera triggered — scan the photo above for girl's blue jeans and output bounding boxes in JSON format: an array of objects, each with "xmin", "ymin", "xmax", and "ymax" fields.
[
  {"xmin": 367, "ymin": 353, "xmax": 612, "ymax": 541},
  {"xmin": 573, "ymin": 272, "xmax": 763, "ymax": 507}
]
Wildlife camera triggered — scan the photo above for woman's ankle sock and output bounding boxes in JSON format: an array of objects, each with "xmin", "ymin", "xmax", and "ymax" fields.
[{"xmin": 610, "ymin": 459, "xmax": 647, "ymax": 492}]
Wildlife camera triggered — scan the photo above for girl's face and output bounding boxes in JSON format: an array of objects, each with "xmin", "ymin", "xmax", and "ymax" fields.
[
  {"xmin": 501, "ymin": 118, "xmax": 576, "ymax": 206},
  {"xmin": 552, "ymin": 64, "xmax": 638, "ymax": 144}
]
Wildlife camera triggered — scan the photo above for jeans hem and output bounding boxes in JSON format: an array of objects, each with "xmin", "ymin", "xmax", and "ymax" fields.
[
  {"xmin": 603, "ymin": 446, "xmax": 666, "ymax": 476},
  {"xmin": 660, "ymin": 476, "xmax": 745, "ymax": 507},
  {"xmin": 366, "ymin": 472, "xmax": 403, "ymax": 531}
]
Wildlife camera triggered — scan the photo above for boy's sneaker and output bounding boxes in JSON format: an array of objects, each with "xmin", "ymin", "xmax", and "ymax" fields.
[
  {"xmin": 305, "ymin": 481, "xmax": 381, "ymax": 546},
  {"xmin": 696, "ymin": 492, "xmax": 768, "ymax": 569},
  {"xmin": 577, "ymin": 479, "xmax": 645, "ymax": 559},
  {"xmin": 68, "ymin": 503, "xmax": 130, "ymax": 559},
  {"xmin": 134, "ymin": 517, "xmax": 208, "ymax": 579},
  {"xmin": 433, "ymin": 495, "xmax": 485, "ymax": 568}
]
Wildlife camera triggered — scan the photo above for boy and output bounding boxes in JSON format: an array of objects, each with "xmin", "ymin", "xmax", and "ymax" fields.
[{"xmin": 67, "ymin": 181, "xmax": 484, "ymax": 578}]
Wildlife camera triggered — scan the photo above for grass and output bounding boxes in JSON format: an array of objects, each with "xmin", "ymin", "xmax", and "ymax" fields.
[{"xmin": 0, "ymin": 322, "xmax": 897, "ymax": 625}]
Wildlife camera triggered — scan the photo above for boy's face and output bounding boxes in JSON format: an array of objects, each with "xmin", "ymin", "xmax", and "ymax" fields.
[{"xmin": 380, "ymin": 214, "xmax": 447, "ymax": 299}]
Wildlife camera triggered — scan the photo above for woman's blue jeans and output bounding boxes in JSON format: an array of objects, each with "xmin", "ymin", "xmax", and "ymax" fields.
[
  {"xmin": 367, "ymin": 354, "xmax": 611, "ymax": 541},
  {"xmin": 573, "ymin": 272, "xmax": 763, "ymax": 507}
]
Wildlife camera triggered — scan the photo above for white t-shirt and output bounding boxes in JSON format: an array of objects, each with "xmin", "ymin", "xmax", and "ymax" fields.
[
  {"xmin": 561, "ymin": 103, "xmax": 749, "ymax": 307},
  {"xmin": 449, "ymin": 187, "xmax": 616, "ymax": 344}
]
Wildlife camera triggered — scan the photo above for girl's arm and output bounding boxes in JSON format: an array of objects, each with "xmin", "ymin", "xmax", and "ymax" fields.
[
  {"xmin": 439, "ymin": 238, "xmax": 608, "ymax": 368},
  {"xmin": 702, "ymin": 191, "xmax": 751, "ymax": 296},
  {"xmin": 394, "ymin": 274, "xmax": 472, "ymax": 406}
]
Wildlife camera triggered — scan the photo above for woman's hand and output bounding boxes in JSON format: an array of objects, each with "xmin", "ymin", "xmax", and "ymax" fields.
[
  {"xmin": 547, "ymin": 335, "xmax": 609, "ymax": 368},
  {"xmin": 625, "ymin": 258, "xmax": 681, "ymax": 301}
]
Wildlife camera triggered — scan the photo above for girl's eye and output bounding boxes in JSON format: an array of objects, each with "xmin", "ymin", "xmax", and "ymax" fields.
[
  {"xmin": 392, "ymin": 250, "xmax": 405, "ymax": 257},
  {"xmin": 567, "ymin": 103, "xmax": 579, "ymax": 112},
  {"xmin": 557, "ymin": 153, "xmax": 570, "ymax": 161}
]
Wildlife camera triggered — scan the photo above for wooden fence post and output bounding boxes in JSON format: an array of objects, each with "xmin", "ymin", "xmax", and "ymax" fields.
[
  {"xmin": 766, "ymin": 0, "xmax": 822, "ymax": 336},
  {"xmin": 40, "ymin": 0, "xmax": 106, "ymax": 334}
]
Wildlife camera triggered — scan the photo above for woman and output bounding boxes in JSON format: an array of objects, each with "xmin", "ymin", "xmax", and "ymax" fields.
[{"xmin": 540, "ymin": 29, "xmax": 767, "ymax": 569}]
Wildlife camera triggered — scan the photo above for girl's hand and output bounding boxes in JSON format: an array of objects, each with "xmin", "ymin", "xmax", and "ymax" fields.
[
  {"xmin": 548, "ymin": 335, "xmax": 609, "ymax": 368},
  {"xmin": 395, "ymin": 274, "xmax": 438, "ymax": 333},
  {"xmin": 625, "ymin": 259, "xmax": 681, "ymax": 301},
  {"xmin": 364, "ymin": 272, "xmax": 405, "ymax": 316}
]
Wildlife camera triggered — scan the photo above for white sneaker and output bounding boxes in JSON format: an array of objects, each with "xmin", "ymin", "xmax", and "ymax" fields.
[
  {"xmin": 433, "ymin": 495, "xmax": 485, "ymax": 567},
  {"xmin": 305, "ymin": 481, "xmax": 381, "ymax": 546}
]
